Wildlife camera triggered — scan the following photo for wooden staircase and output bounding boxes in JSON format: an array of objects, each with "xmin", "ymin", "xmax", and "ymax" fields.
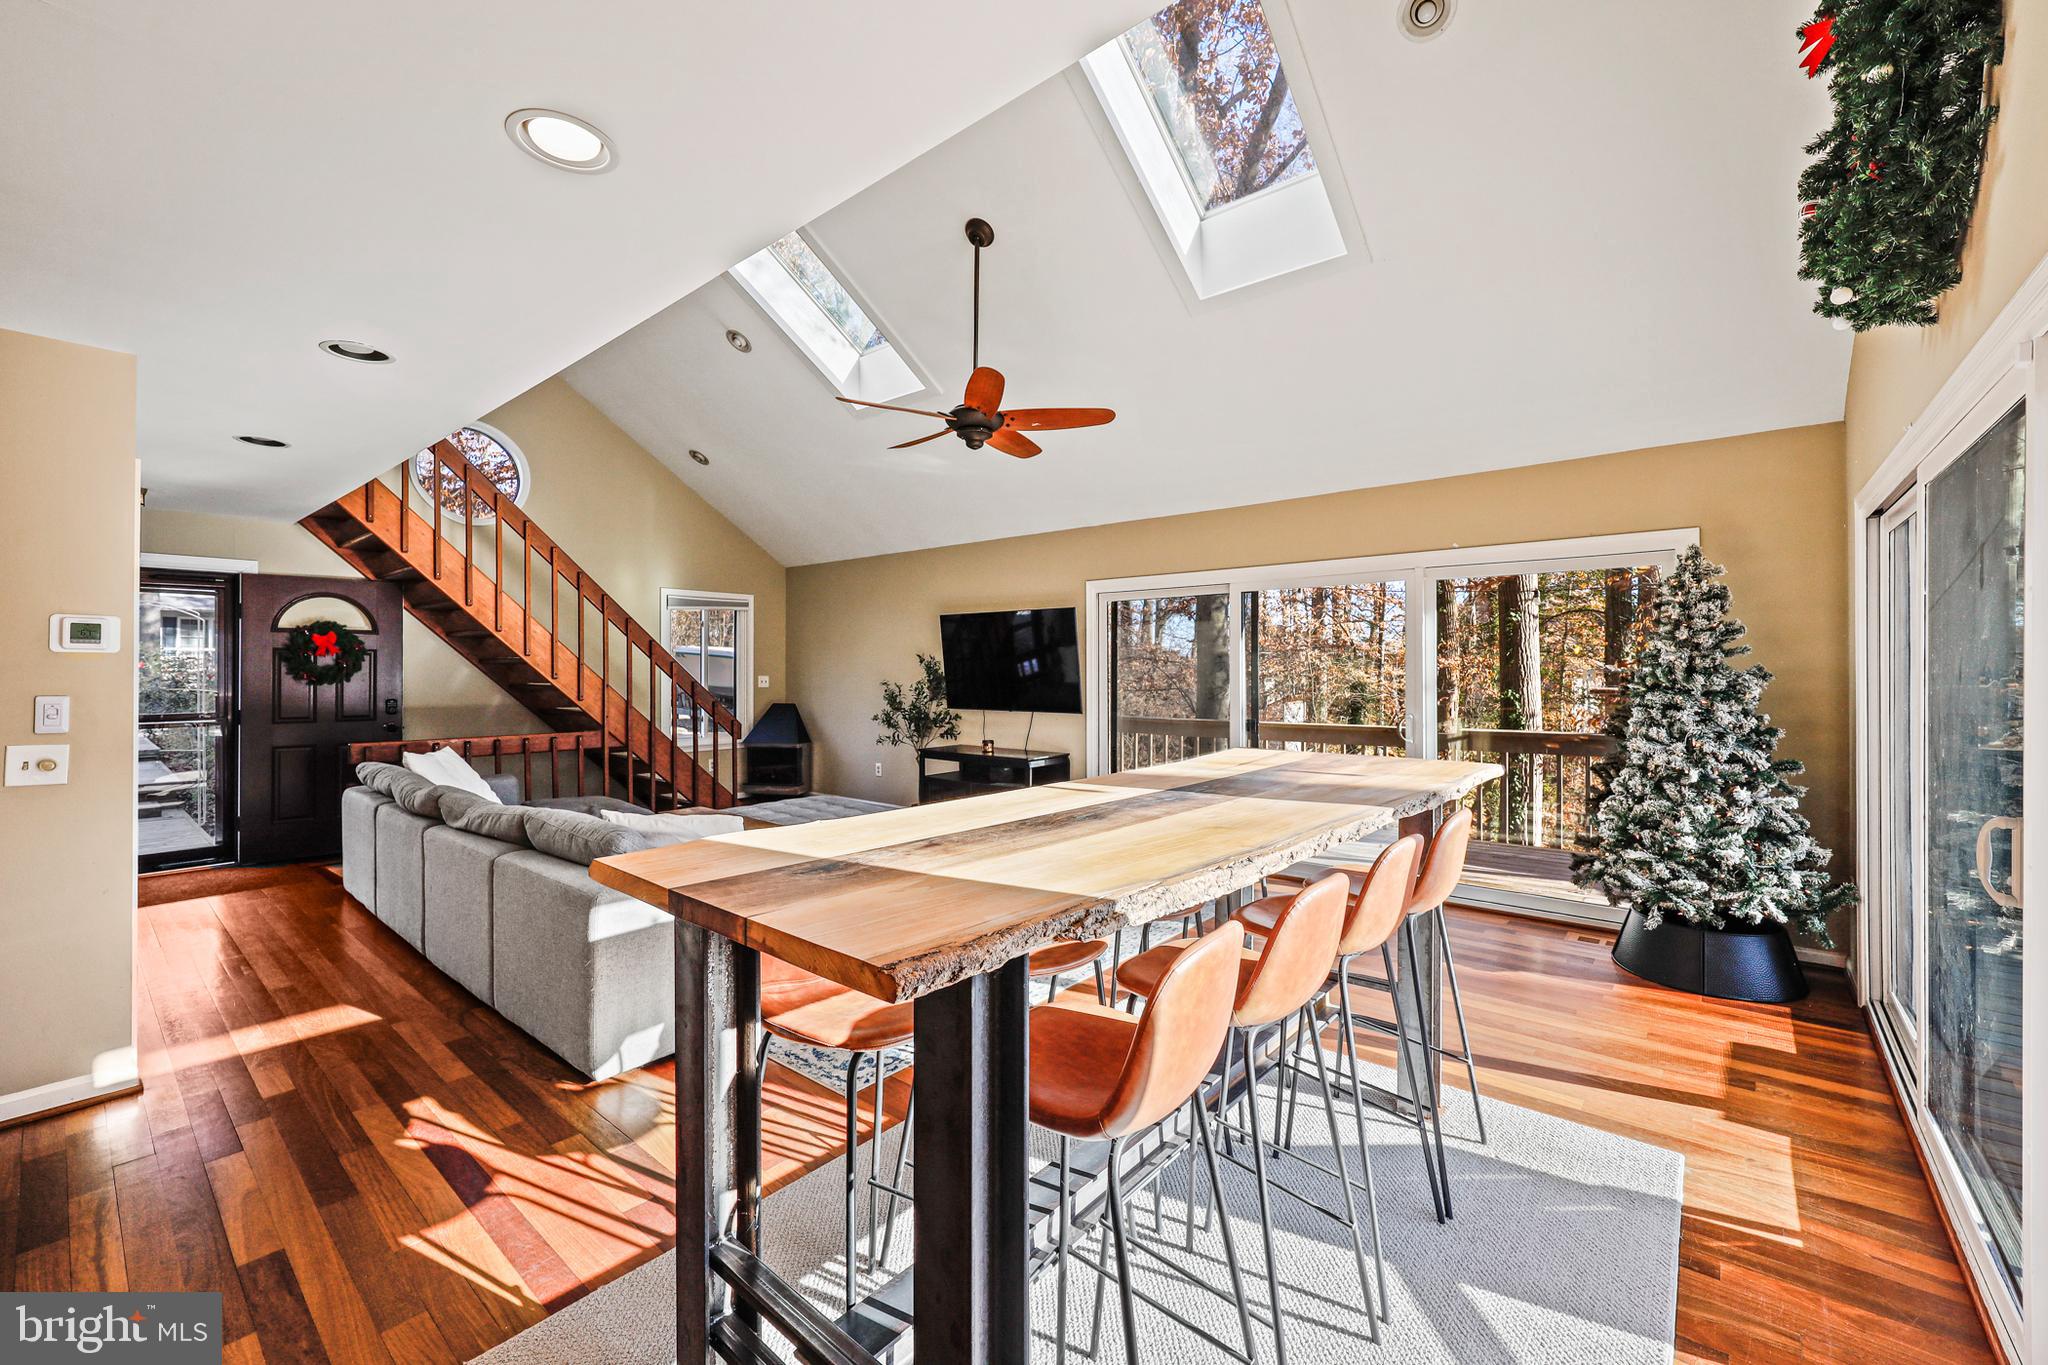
[{"xmin": 301, "ymin": 441, "xmax": 741, "ymax": 809}]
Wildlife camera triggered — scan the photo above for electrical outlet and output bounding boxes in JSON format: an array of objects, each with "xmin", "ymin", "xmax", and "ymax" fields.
[{"xmin": 874, "ymin": 762, "xmax": 883, "ymax": 777}]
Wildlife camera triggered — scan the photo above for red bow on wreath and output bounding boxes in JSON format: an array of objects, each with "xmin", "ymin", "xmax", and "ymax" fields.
[
  {"xmin": 311, "ymin": 630, "xmax": 340, "ymax": 659},
  {"xmin": 1797, "ymin": 15, "xmax": 1835, "ymax": 79}
]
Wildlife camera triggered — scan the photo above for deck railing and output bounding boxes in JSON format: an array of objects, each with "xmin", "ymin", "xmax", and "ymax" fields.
[{"xmin": 341, "ymin": 440, "xmax": 741, "ymax": 808}]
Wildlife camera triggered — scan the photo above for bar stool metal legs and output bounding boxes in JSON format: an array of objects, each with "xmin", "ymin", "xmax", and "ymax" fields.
[
  {"xmin": 841, "ymin": 1055, "xmax": 862, "ymax": 1310},
  {"xmin": 1438, "ymin": 919, "xmax": 1488, "ymax": 1144},
  {"xmin": 1398, "ymin": 920, "xmax": 1454, "ymax": 1220}
]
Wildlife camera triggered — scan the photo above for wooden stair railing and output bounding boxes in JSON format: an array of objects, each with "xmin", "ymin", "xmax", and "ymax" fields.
[{"xmin": 301, "ymin": 441, "xmax": 742, "ymax": 810}]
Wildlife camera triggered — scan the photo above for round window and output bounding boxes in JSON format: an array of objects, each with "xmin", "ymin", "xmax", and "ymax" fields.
[{"xmin": 412, "ymin": 425, "xmax": 527, "ymax": 522}]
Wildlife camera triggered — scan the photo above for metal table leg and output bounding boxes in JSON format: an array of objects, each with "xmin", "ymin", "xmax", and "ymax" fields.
[{"xmin": 912, "ymin": 956, "xmax": 1032, "ymax": 1362}]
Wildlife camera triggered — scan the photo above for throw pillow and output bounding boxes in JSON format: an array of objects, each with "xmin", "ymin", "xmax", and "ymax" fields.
[
  {"xmin": 523, "ymin": 807, "xmax": 639, "ymax": 864},
  {"xmin": 400, "ymin": 746, "xmax": 501, "ymax": 803},
  {"xmin": 439, "ymin": 789, "xmax": 533, "ymax": 846},
  {"xmin": 599, "ymin": 809, "xmax": 746, "ymax": 841},
  {"xmin": 382, "ymin": 768, "xmax": 444, "ymax": 818},
  {"xmin": 354, "ymin": 761, "xmax": 410, "ymax": 796}
]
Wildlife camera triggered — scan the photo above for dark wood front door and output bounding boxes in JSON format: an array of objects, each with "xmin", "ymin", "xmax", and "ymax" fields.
[{"xmin": 237, "ymin": 575, "xmax": 403, "ymax": 864}]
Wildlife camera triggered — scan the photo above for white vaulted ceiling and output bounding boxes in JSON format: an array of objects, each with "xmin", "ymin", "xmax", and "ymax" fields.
[
  {"xmin": 0, "ymin": 0, "xmax": 1155, "ymax": 517},
  {"xmin": 567, "ymin": 0, "xmax": 1851, "ymax": 565}
]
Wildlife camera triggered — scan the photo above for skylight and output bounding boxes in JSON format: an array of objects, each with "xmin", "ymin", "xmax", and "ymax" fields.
[
  {"xmin": 1081, "ymin": 0, "xmax": 1346, "ymax": 300},
  {"xmin": 728, "ymin": 229, "xmax": 926, "ymax": 403},
  {"xmin": 766, "ymin": 231, "xmax": 888, "ymax": 354},
  {"xmin": 1116, "ymin": 0, "xmax": 1317, "ymax": 215}
]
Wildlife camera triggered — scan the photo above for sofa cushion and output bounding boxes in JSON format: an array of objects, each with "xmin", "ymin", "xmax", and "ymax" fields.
[
  {"xmin": 401, "ymin": 745, "xmax": 502, "ymax": 802},
  {"xmin": 355, "ymin": 761, "xmax": 409, "ymax": 796},
  {"xmin": 599, "ymin": 808, "xmax": 746, "ymax": 841},
  {"xmin": 741, "ymin": 795, "xmax": 899, "ymax": 826},
  {"xmin": 439, "ymin": 788, "xmax": 533, "ymax": 846},
  {"xmin": 523, "ymin": 807, "xmax": 640, "ymax": 864},
  {"xmin": 527, "ymin": 794, "xmax": 649, "ymax": 817},
  {"xmin": 421, "ymin": 825, "xmax": 514, "ymax": 1003},
  {"xmin": 341, "ymin": 785, "xmax": 390, "ymax": 913}
]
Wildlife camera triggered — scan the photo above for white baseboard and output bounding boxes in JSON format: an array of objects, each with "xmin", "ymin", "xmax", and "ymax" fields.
[{"xmin": 0, "ymin": 1071, "xmax": 139, "ymax": 1127}]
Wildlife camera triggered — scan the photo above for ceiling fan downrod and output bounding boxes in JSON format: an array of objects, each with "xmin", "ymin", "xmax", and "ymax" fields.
[{"xmin": 966, "ymin": 217, "xmax": 994, "ymax": 372}]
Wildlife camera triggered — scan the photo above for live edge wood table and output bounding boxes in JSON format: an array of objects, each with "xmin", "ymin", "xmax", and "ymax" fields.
[{"xmin": 593, "ymin": 748, "xmax": 1500, "ymax": 1365}]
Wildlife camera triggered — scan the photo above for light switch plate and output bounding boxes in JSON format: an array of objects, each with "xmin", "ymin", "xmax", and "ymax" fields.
[
  {"xmin": 33, "ymin": 696, "xmax": 69, "ymax": 734},
  {"xmin": 5, "ymin": 744, "xmax": 70, "ymax": 786}
]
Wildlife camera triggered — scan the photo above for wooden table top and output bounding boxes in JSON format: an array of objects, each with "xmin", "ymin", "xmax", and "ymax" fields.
[{"xmin": 592, "ymin": 749, "xmax": 1502, "ymax": 1002}]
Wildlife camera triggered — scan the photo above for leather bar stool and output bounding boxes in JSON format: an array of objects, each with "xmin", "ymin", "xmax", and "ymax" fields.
[
  {"xmin": 1240, "ymin": 834, "xmax": 1426, "ymax": 1297},
  {"xmin": 757, "ymin": 956, "xmax": 915, "ymax": 1310},
  {"xmin": 1029, "ymin": 937, "xmax": 1112, "ymax": 1004},
  {"xmin": 1031, "ymin": 923, "xmax": 1255, "ymax": 1365},
  {"xmin": 1261, "ymin": 806, "xmax": 1490, "ymax": 1146},
  {"xmin": 1116, "ymin": 874, "xmax": 1380, "ymax": 1361}
]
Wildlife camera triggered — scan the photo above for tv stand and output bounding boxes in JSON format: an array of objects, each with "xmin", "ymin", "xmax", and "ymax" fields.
[{"xmin": 916, "ymin": 745, "xmax": 1071, "ymax": 804}]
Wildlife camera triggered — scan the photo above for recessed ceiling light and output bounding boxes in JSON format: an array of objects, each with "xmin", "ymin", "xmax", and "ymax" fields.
[
  {"xmin": 235, "ymin": 435, "xmax": 289, "ymax": 448},
  {"xmin": 505, "ymin": 108, "xmax": 615, "ymax": 173},
  {"xmin": 725, "ymin": 329, "xmax": 753, "ymax": 353},
  {"xmin": 1401, "ymin": 0, "xmax": 1454, "ymax": 38},
  {"xmin": 689, "ymin": 449, "xmax": 711, "ymax": 466},
  {"xmin": 319, "ymin": 339, "xmax": 394, "ymax": 364}
]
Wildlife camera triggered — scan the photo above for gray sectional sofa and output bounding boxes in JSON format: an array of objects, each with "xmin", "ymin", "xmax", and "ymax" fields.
[{"xmin": 344, "ymin": 761, "xmax": 703, "ymax": 1080}]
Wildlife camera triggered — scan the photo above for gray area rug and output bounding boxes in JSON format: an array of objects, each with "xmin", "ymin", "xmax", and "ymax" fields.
[{"xmin": 473, "ymin": 1058, "xmax": 1682, "ymax": 1364}]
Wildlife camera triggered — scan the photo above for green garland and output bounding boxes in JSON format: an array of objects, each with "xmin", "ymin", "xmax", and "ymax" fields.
[
  {"xmin": 281, "ymin": 620, "xmax": 369, "ymax": 685},
  {"xmin": 1796, "ymin": 0, "xmax": 2003, "ymax": 330}
]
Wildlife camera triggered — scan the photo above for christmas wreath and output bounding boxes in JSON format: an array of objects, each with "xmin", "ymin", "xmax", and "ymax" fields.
[
  {"xmin": 281, "ymin": 620, "xmax": 369, "ymax": 685},
  {"xmin": 1796, "ymin": 1, "xmax": 2004, "ymax": 331}
]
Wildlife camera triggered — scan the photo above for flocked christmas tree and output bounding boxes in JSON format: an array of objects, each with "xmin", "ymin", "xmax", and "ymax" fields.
[{"xmin": 1573, "ymin": 547, "xmax": 1855, "ymax": 940}]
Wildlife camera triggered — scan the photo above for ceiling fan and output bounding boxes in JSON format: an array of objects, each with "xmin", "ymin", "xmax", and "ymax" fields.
[{"xmin": 834, "ymin": 218, "xmax": 1114, "ymax": 458}]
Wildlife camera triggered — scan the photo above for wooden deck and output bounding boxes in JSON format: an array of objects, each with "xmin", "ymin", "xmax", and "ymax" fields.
[{"xmin": 0, "ymin": 863, "xmax": 1996, "ymax": 1363}]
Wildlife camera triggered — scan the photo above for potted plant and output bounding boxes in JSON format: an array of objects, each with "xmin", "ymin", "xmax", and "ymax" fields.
[
  {"xmin": 1573, "ymin": 547, "xmax": 1856, "ymax": 1003},
  {"xmin": 874, "ymin": 652, "xmax": 962, "ymax": 755}
]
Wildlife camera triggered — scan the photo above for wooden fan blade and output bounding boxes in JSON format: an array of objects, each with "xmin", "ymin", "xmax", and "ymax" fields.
[
  {"xmin": 1000, "ymin": 407, "xmax": 1116, "ymax": 432},
  {"xmin": 890, "ymin": 429, "xmax": 953, "ymax": 450},
  {"xmin": 963, "ymin": 366, "xmax": 1005, "ymax": 415},
  {"xmin": 988, "ymin": 428, "xmax": 1041, "ymax": 459},
  {"xmin": 835, "ymin": 396, "xmax": 953, "ymax": 420}
]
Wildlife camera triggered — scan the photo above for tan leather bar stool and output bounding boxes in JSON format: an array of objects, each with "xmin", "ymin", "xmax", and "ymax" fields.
[
  {"xmin": 1267, "ymin": 809, "xmax": 1487, "ymax": 1148},
  {"xmin": 1116, "ymin": 874, "xmax": 1379, "ymax": 1361},
  {"xmin": 1031, "ymin": 924, "xmax": 1255, "ymax": 1365},
  {"xmin": 1240, "ymin": 833, "xmax": 1425, "ymax": 1303},
  {"xmin": 757, "ymin": 956, "xmax": 915, "ymax": 1311},
  {"xmin": 1029, "ymin": 938, "xmax": 1112, "ymax": 1004}
]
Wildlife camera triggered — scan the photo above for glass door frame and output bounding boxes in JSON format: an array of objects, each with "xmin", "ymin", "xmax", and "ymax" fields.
[
  {"xmin": 1870, "ymin": 491, "xmax": 1929, "ymax": 1089},
  {"xmin": 661, "ymin": 588, "xmax": 755, "ymax": 731},
  {"xmin": 1856, "ymin": 359, "xmax": 2043, "ymax": 1358},
  {"xmin": 1085, "ymin": 528, "xmax": 1695, "ymax": 917},
  {"xmin": 137, "ymin": 568, "xmax": 239, "ymax": 873}
]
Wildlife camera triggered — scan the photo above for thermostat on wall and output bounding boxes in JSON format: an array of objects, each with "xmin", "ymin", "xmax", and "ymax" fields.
[{"xmin": 50, "ymin": 615, "xmax": 121, "ymax": 652}]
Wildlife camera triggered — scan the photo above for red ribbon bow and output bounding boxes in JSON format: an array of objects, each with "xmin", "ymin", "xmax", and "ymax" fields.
[
  {"xmin": 311, "ymin": 630, "xmax": 340, "ymax": 658},
  {"xmin": 1797, "ymin": 15, "xmax": 1835, "ymax": 79}
]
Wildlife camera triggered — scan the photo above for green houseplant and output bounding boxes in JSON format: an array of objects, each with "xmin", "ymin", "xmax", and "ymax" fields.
[{"xmin": 874, "ymin": 652, "xmax": 962, "ymax": 753}]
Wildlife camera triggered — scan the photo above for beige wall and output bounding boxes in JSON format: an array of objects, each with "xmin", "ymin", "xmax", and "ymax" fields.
[
  {"xmin": 0, "ymin": 329, "xmax": 139, "ymax": 1105},
  {"xmin": 789, "ymin": 422, "xmax": 1853, "ymax": 943},
  {"xmin": 142, "ymin": 376, "xmax": 788, "ymax": 743},
  {"xmin": 1844, "ymin": 0, "xmax": 2048, "ymax": 491}
]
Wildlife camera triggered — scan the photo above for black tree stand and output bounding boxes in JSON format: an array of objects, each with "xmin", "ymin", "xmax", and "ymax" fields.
[{"xmin": 1611, "ymin": 908, "xmax": 1808, "ymax": 1004}]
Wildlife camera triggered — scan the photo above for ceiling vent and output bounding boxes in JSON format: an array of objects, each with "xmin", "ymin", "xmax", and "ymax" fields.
[{"xmin": 1400, "ymin": 0, "xmax": 1454, "ymax": 40}]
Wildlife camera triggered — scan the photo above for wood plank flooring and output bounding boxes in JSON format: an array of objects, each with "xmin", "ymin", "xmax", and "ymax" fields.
[{"xmin": 0, "ymin": 863, "xmax": 1992, "ymax": 1363}]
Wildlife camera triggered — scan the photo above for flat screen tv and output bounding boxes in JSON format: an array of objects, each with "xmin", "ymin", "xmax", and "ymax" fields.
[{"xmin": 939, "ymin": 608, "xmax": 1083, "ymax": 714}]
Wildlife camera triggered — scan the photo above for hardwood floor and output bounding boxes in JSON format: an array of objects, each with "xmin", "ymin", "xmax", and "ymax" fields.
[{"xmin": 0, "ymin": 865, "xmax": 1991, "ymax": 1363}]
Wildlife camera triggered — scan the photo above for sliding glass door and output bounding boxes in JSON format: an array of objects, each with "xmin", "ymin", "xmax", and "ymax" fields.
[
  {"xmin": 1925, "ymin": 400, "xmax": 2027, "ymax": 1293},
  {"xmin": 1104, "ymin": 589, "xmax": 1231, "ymax": 772},
  {"xmin": 1090, "ymin": 532, "xmax": 1682, "ymax": 914},
  {"xmin": 1866, "ymin": 381, "xmax": 2031, "ymax": 1339}
]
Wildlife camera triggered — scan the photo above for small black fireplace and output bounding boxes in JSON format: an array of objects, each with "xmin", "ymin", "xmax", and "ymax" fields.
[{"xmin": 740, "ymin": 703, "xmax": 813, "ymax": 799}]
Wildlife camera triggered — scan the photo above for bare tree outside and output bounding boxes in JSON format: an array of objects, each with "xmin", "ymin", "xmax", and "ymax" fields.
[{"xmin": 1118, "ymin": 0, "xmax": 1318, "ymax": 211}]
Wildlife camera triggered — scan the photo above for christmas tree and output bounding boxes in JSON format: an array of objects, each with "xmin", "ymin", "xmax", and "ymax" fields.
[{"xmin": 1573, "ymin": 547, "xmax": 1855, "ymax": 940}]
